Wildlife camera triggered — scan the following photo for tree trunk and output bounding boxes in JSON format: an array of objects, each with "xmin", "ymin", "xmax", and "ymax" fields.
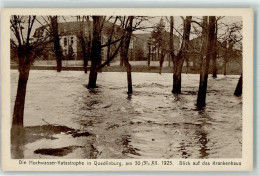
[
  {"xmin": 186, "ymin": 59, "xmax": 189, "ymax": 74},
  {"xmin": 151, "ymin": 46, "xmax": 154, "ymax": 61},
  {"xmin": 172, "ymin": 66, "xmax": 182, "ymax": 93},
  {"xmin": 148, "ymin": 45, "xmax": 151, "ymax": 68},
  {"xmin": 212, "ymin": 57, "xmax": 217, "ymax": 77},
  {"xmin": 168, "ymin": 55, "xmax": 170, "ymax": 67},
  {"xmin": 11, "ymin": 124, "xmax": 25, "ymax": 159},
  {"xmin": 223, "ymin": 40, "xmax": 233, "ymax": 76},
  {"xmin": 78, "ymin": 17, "xmax": 88, "ymax": 73},
  {"xmin": 122, "ymin": 16, "xmax": 134, "ymax": 94},
  {"xmin": 120, "ymin": 46, "xmax": 124, "ymax": 66},
  {"xmin": 223, "ymin": 58, "xmax": 227, "ymax": 76},
  {"xmin": 10, "ymin": 15, "xmax": 36, "ymax": 159},
  {"xmin": 172, "ymin": 16, "xmax": 192, "ymax": 94},
  {"xmin": 85, "ymin": 16, "xmax": 92, "ymax": 73},
  {"xmin": 169, "ymin": 16, "xmax": 174, "ymax": 65},
  {"xmin": 106, "ymin": 41, "xmax": 111, "ymax": 66},
  {"xmin": 124, "ymin": 58, "xmax": 133, "ymax": 94},
  {"xmin": 50, "ymin": 16, "xmax": 63, "ymax": 72},
  {"xmin": 234, "ymin": 74, "xmax": 242, "ymax": 96},
  {"xmin": 157, "ymin": 46, "xmax": 160, "ymax": 60},
  {"xmin": 88, "ymin": 16, "xmax": 102, "ymax": 88},
  {"xmin": 12, "ymin": 65, "xmax": 30, "ymax": 127},
  {"xmin": 80, "ymin": 37, "xmax": 88, "ymax": 73},
  {"xmin": 86, "ymin": 41, "xmax": 91, "ymax": 70},
  {"xmin": 159, "ymin": 51, "xmax": 165, "ymax": 74},
  {"xmin": 172, "ymin": 57, "xmax": 182, "ymax": 94},
  {"xmin": 197, "ymin": 16, "xmax": 216, "ymax": 109},
  {"xmin": 105, "ymin": 17, "xmax": 118, "ymax": 67},
  {"xmin": 122, "ymin": 43, "xmax": 132, "ymax": 94},
  {"xmin": 212, "ymin": 20, "xmax": 218, "ymax": 78},
  {"xmin": 11, "ymin": 64, "xmax": 27, "ymax": 158}
]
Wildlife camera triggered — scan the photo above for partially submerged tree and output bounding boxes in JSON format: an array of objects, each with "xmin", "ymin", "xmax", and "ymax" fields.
[
  {"xmin": 87, "ymin": 16, "xmax": 124, "ymax": 88},
  {"xmin": 196, "ymin": 16, "xmax": 216, "ymax": 109},
  {"xmin": 234, "ymin": 74, "xmax": 242, "ymax": 96},
  {"xmin": 88, "ymin": 16, "xmax": 103, "ymax": 88},
  {"xmin": 119, "ymin": 16, "xmax": 151, "ymax": 94},
  {"xmin": 11, "ymin": 16, "xmax": 36, "ymax": 128},
  {"xmin": 11, "ymin": 15, "xmax": 49, "ymax": 129},
  {"xmin": 121, "ymin": 16, "xmax": 134, "ymax": 94},
  {"xmin": 172, "ymin": 16, "xmax": 192, "ymax": 94}
]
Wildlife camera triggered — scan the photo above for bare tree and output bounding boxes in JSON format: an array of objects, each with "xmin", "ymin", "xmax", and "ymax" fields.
[
  {"xmin": 119, "ymin": 16, "xmax": 151, "ymax": 94},
  {"xmin": 87, "ymin": 16, "xmax": 124, "ymax": 88},
  {"xmin": 11, "ymin": 15, "xmax": 50, "ymax": 129},
  {"xmin": 76, "ymin": 16, "xmax": 88, "ymax": 73},
  {"xmin": 147, "ymin": 38, "xmax": 152, "ymax": 68},
  {"xmin": 212, "ymin": 19, "xmax": 218, "ymax": 78},
  {"xmin": 169, "ymin": 16, "xmax": 174, "ymax": 66},
  {"xmin": 11, "ymin": 15, "xmax": 36, "ymax": 128},
  {"xmin": 172, "ymin": 16, "xmax": 192, "ymax": 94},
  {"xmin": 152, "ymin": 18, "xmax": 167, "ymax": 74},
  {"xmin": 218, "ymin": 20, "xmax": 242, "ymax": 76},
  {"xmin": 121, "ymin": 16, "xmax": 134, "ymax": 94},
  {"xmin": 196, "ymin": 16, "xmax": 216, "ymax": 109},
  {"xmin": 105, "ymin": 17, "xmax": 118, "ymax": 67}
]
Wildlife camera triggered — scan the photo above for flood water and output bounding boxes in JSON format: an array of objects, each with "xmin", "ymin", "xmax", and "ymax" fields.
[{"xmin": 11, "ymin": 70, "xmax": 242, "ymax": 159}]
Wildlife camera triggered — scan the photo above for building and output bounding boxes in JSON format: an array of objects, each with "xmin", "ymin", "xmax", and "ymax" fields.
[
  {"xmin": 33, "ymin": 20, "xmax": 181, "ymax": 63},
  {"xmin": 33, "ymin": 20, "xmax": 123, "ymax": 61},
  {"xmin": 131, "ymin": 32, "xmax": 180, "ymax": 61}
]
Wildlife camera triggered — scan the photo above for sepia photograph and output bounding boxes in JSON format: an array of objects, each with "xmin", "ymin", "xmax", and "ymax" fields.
[{"xmin": 1, "ymin": 8, "xmax": 254, "ymax": 171}]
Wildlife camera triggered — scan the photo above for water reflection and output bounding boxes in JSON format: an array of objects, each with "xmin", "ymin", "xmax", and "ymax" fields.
[
  {"xmin": 196, "ymin": 110, "xmax": 209, "ymax": 159},
  {"xmin": 11, "ymin": 127, "xmax": 25, "ymax": 159},
  {"xmin": 173, "ymin": 94, "xmax": 181, "ymax": 101},
  {"xmin": 88, "ymin": 88, "xmax": 101, "ymax": 94},
  {"xmin": 178, "ymin": 141, "xmax": 191, "ymax": 158},
  {"xmin": 126, "ymin": 94, "xmax": 132, "ymax": 100}
]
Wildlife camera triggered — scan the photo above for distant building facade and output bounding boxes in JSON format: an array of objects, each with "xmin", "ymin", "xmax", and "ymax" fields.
[
  {"xmin": 33, "ymin": 20, "xmax": 123, "ymax": 61},
  {"xmin": 131, "ymin": 33, "xmax": 180, "ymax": 61},
  {"xmin": 33, "ymin": 21, "xmax": 181, "ymax": 63}
]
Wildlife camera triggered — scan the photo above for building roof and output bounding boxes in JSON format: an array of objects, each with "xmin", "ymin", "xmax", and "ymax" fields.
[
  {"xmin": 133, "ymin": 32, "xmax": 180, "ymax": 44},
  {"xmin": 33, "ymin": 20, "xmax": 123, "ymax": 38}
]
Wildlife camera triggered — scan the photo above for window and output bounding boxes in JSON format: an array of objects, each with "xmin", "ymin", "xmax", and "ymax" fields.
[
  {"xmin": 101, "ymin": 48, "xmax": 104, "ymax": 59},
  {"xmin": 64, "ymin": 38, "xmax": 67, "ymax": 46},
  {"xmin": 64, "ymin": 49, "xmax": 67, "ymax": 55},
  {"xmin": 71, "ymin": 37, "xmax": 74, "ymax": 44}
]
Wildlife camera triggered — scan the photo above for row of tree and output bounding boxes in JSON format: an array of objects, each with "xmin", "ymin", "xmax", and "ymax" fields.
[{"xmin": 10, "ymin": 15, "xmax": 243, "ymax": 131}]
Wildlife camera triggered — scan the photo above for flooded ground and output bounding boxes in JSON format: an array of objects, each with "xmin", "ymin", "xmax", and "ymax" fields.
[{"xmin": 11, "ymin": 70, "xmax": 242, "ymax": 159}]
